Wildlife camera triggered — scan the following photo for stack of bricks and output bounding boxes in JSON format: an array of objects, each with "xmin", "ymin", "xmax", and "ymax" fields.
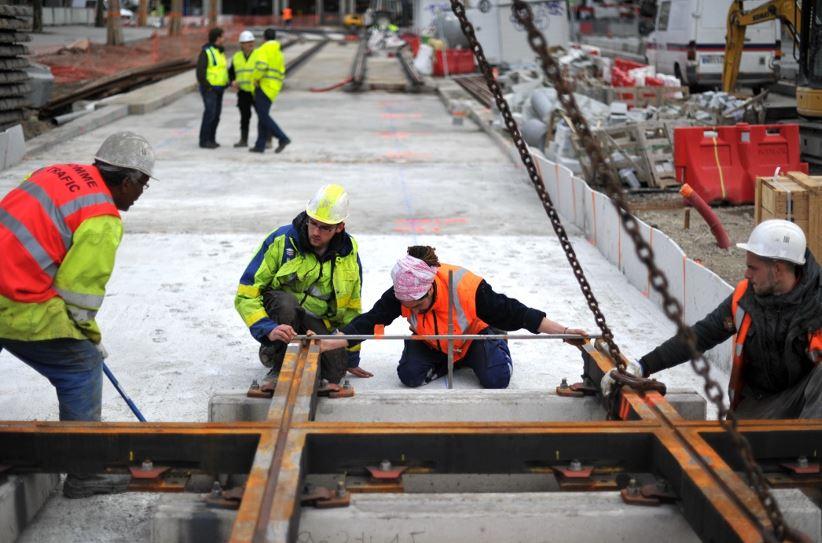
[{"xmin": 0, "ymin": 4, "xmax": 30, "ymax": 131}]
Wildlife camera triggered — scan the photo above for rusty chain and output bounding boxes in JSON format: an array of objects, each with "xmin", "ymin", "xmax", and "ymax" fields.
[{"xmin": 448, "ymin": 0, "xmax": 802, "ymax": 540}]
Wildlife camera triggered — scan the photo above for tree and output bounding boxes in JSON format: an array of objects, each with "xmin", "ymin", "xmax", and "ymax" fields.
[
  {"xmin": 95, "ymin": 0, "xmax": 105, "ymax": 27},
  {"xmin": 32, "ymin": 0, "xmax": 43, "ymax": 33},
  {"xmin": 107, "ymin": 0, "xmax": 125, "ymax": 45},
  {"xmin": 138, "ymin": 0, "xmax": 148, "ymax": 26},
  {"xmin": 169, "ymin": 0, "xmax": 183, "ymax": 36},
  {"xmin": 208, "ymin": 0, "xmax": 217, "ymax": 28}
]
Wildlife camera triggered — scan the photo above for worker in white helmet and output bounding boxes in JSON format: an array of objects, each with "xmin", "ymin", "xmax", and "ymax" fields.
[
  {"xmin": 604, "ymin": 220, "xmax": 821, "ymax": 419},
  {"xmin": 0, "ymin": 132, "xmax": 156, "ymax": 497},
  {"xmin": 234, "ymin": 184, "xmax": 369, "ymax": 387},
  {"xmin": 229, "ymin": 30, "xmax": 258, "ymax": 148}
]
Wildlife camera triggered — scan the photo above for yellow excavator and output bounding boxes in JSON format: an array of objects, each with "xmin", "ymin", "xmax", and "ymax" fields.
[{"xmin": 722, "ymin": 0, "xmax": 822, "ymax": 118}]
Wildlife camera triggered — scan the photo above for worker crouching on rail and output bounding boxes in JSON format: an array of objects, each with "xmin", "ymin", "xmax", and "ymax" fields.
[
  {"xmin": 608, "ymin": 220, "xmax": 822, "ymax": 419},
  {"xmin": 319, "ymin": 246, "xmax": 588, "ymax": 388}
]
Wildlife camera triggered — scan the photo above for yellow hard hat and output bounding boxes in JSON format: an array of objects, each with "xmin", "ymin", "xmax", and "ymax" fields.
[{"xmin": 306, "ymin": 184, "xmax": 349, "ymax": 225}]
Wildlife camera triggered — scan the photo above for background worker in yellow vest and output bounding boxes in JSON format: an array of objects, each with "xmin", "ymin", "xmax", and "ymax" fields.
[
  {"xmin": 604, "ymin": 220, "xmax": 822, "ymax": 419},
  {"xmin": 229, "ymin": 30, "xmax": 257, "ymax": 148},
  {"xmin": 319, "ymin": 246, "xmax": 588, "ymax": 388},
  {"xmin": 195, "ymin": 27, "xmax": 228, "ymax": 149},
  {"xmin": 249, "ymin": 28, "xmax": 291, "ymax": 154}
]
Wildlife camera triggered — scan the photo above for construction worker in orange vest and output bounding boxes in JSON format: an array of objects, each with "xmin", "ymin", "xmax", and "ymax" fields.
[
  {"xmin": 605, "ymin": 220, "xmax": 822, "ymax": 419},
  {"xmin": 318, "ymin": 246, "xmax": 588, "ymax": 388},
  {"xmin": 0, "ymin": 131, "xmax": 156, "ymax": 497},
  {"xmin": 282, "ymin": 6, "xmax": 293, "ymax": 26}
]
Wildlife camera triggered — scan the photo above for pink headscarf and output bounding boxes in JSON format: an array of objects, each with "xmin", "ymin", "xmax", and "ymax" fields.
[{"xmin": 391, "ymin": 255, "xmax": 438, "ymax": 301}]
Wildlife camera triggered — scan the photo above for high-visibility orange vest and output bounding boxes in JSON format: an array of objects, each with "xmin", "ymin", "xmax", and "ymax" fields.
[
  {"xmin": 729, "ymin": 278, "xmax": 822, "ymax": 408},
  {"xmin": 282, "ymin": 7, "xmax": 293, "ymax": 20},
  {"xmin": 0, "ymin": 164, "xmax": 120, "ymax": 303},
  {"xmin": 400, "ymin": 263, "xmax": 488, "ymax": 361}
]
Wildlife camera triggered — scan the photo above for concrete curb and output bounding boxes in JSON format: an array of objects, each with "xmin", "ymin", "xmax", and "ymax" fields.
[
  {"xmin": 0, "ymin": 474, "xmax": 59, "ymax": 541},
  {"xmin": 104, "ymin": 69, "xmax": 197, "ymax": 115},
  {"xmin": 24, "ymin": 68, "xmax": 197, "ymax": 160},
  {"xmin": 24, "ymin": 105, "xmax": 130, "ymax": 158}
]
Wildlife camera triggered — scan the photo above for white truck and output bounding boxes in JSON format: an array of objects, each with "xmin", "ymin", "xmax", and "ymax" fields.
[{"xmin": 645, "ymin": 0, "xmax": 780, "ymax": 89}]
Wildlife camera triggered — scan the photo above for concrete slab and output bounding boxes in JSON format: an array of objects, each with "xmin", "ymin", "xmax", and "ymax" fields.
[
  {"xmin": 0, "ymin": 124, "xmax": 24, "ymax": 171},
  {"xmin": 0, "ymin": 474, "xmax": 59, "ymax": 542},
  {"xmin": 284, "ymin": 39, "xmax": 357, "ymax": 91},
  {"xmin": 209, "ymin": 388, "xmax": 707, "ymax": 423},
  {"xmin": 24, "ymin": 105, "xmax": 129, "ymax": 158},
  {"xmin": 105, "ymin": 70, "xmax": 198, "ymax": 115},
  {"xmin": 149, "ymin": 489, "xmax": 820, "ymax": 543}
]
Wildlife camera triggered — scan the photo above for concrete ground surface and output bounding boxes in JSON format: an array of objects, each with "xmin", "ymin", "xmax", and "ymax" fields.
[{"xmin": 0, "ymin": 42, "xmax": 779, "ymax": 541}]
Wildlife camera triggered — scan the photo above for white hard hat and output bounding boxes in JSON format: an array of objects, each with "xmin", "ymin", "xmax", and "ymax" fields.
[
  {"xmin": 94, "ymin": 131, "xmax": 156, "ymax": 179},
  {"xmin": 737, "ymin": 219, "xmax": 807, "ymax": 265},
  {"xmin": 239, "ymin": 30, "xmax": 255, "ymax": 43},
  {"xmin": 306, "ymin": 184, "xmax": 349, "ymax": 225}
]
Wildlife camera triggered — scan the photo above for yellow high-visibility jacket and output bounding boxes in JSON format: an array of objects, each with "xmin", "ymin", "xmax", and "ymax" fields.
[{"xmin": 251, "ymin": 40, "xmax": 285, "ymax": 101}]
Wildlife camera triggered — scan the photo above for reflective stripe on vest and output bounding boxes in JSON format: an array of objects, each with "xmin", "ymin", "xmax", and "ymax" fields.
[
  {"xmin": 401, "ymin": 264, "xmax": 487, "ymax": 361},
  {"xmin": 232, "ymin": 51, "xmax": 255, "ymax": 92},
  {"xmin": 0, "ymin": 164, "xmax": 119, "ymax": 304},
  {"xmin": 0, "ymin": 208, "xmax": 59, "ymax": 278},
  {"xmin": 729, "ymin": 279, "xmax": 752, "ymax": 408},
  {"xmin": 205, "ymin": 46, "xmax": 229, "ymax": 87}
]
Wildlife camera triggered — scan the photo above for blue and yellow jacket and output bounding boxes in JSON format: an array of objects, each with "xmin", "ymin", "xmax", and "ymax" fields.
[{"xmin": 235, "ymin": 212, "xmax": 363, "ymax": 366}]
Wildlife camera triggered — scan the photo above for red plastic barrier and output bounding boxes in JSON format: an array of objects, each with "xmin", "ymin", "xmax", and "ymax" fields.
[
  {"xmin": 614, "ymin": 58, "xmax": 646, "ymax": 72},
  {"xmin": 674, "ymin": 123, "xmax": 808, "ymax": 204},
  {"xmin": 433, "ymin": 49, "xmax": 475, "ymax": 76},
  {"xmin": 402, "ymin": 33, "xmax": 420, "ymax": 56}
]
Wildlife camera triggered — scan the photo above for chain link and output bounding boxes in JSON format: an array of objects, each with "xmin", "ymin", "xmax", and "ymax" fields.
[{"xmin": 448, "ymin": 0, "xmax": 798, "ymax": 539}]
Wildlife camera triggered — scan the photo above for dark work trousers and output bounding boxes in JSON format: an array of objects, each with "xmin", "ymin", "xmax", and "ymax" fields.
[
  {"xmin": 734, "ymin": 364, "xmax": 822, "ymax": 419},
  {"xmin": 236, "ymin": 89, "xmax": 254, "ymax": 142},
  {"xmin": 252, "ymin": 90, "xmax": 289, "ymax": 151},
  {"xmin": 262, "ymin": 290, "xmax": 347, "ymax": 383},
  {"xmin": 0, "ymin": 338, "xmax": 103, "ymax": 421},
  {"xmin": 396, "ymin": 328, "xmax": 513, "ymax": 389},
  {"xmin": 199, "ymin": 84, "xmax": 225, "ymax": 145}
]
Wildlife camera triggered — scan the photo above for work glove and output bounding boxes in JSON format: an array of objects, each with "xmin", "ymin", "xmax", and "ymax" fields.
[
  {"xmin": 95, "ymin": 343, "xmax": 109, "ymax": 360},
  {"xmin": 600, "ymin": 359, "xmax": 645, "ymax": 397}
]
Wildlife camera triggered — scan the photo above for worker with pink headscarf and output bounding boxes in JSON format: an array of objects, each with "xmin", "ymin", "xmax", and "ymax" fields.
[{"xmin": 320, "ymin": 245, "xmax": 588, "ymax": 388}]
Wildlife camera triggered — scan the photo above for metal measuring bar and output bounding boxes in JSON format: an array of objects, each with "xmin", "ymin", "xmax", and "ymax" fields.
[
  {"xmin": 447, "ymin": 269, "xmax": 455, "ymax": 390},
  {"xmin": 292, "ymin": 333, "xmax": 598, "ymax": 341}
]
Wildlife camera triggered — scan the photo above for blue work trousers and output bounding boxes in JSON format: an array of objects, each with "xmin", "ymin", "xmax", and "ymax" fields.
[
  {"xmin": 0, "ymin": 338, "xmax": 103, "ymax": 421},
  {"xmin": 199, "ymin": 84, "xmax": 225, "ymax": 145},
  {"xmin": 396, "ymin": 328, "xmax": 513, "ymax": 389},
  {"xmin": 252, "ymin": 89, "xmax": 289, "ymax": 151}
]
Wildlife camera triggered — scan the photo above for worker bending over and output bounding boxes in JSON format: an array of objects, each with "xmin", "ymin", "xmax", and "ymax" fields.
[
  {"xmin": 608, "ymin": 220, "xmax": 821, "ymax": 419},
  {"xmin": 0, "ymin": 132, "xmax": 156, "ymax": 497},
  {"xmin": 320, "ymin": 246, "xmax": 588, "ymax": 388},
  {"xmin": 235, "ymin": 185, "xmax": 368, "ymax": 386}
]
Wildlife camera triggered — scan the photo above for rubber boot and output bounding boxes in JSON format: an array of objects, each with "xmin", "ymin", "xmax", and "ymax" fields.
[{"xmin": 233, "ymin": 138, "xmax": 248, "ymax": 148}]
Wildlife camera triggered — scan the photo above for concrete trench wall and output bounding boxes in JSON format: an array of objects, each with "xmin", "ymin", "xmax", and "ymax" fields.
[{"xmin": 496, "ymin": 136, "xmax": 734, "ymax": 375}]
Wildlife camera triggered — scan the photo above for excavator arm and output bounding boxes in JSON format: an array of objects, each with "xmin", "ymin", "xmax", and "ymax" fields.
[{"xmin": 722, "ymin": 0, "xmax": 801, "ymax": 93}]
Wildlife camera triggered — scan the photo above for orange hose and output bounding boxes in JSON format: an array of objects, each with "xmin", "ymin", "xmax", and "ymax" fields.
[{"xmin": 679, "ymin": 184, "xmax": 731, "ymax": 249}]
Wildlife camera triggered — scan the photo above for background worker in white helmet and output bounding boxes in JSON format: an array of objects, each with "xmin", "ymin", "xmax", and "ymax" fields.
[
  {"xmin": 0, "ymin": 131, "xmax": 156, "ymax": 497},
  {"xmin": 604, "ymin": 220, "xmax": 821, "ymax": 419},
  {"xmin": 234, "ymin": 184, "xmax": 369, "ymax": 386},
  {"xmin": 228, "ymin": 30, "xmax": 257, "ymax": 148}
]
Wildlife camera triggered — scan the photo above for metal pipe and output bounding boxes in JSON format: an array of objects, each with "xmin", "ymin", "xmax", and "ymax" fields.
[
  {"xmin": 447, "ymin": 269, "xmax": 455, "ymax": 390},
  {"xmin": 293, "ymin": 333, "xmax": 597, "ymax": 341}
]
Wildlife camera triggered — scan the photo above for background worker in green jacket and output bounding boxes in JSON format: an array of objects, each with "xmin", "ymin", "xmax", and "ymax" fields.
[
  {"xmin": 0, "ymin": 131, "xmax": 155, "ymax": 497},
  {"xmin": 196, "ymin": 27, "xmax": 228, "ymax": 149},
  {"xmin": 235, "ymin": 184, "xmax": 370, "ymax": 384},
  {"xmin": 249, "ymin": 27, "xmax": 290, "ymax": 154},
  {"xmin": 228, "ymin": 30, "xmax": 257, "ymax": 148}
]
